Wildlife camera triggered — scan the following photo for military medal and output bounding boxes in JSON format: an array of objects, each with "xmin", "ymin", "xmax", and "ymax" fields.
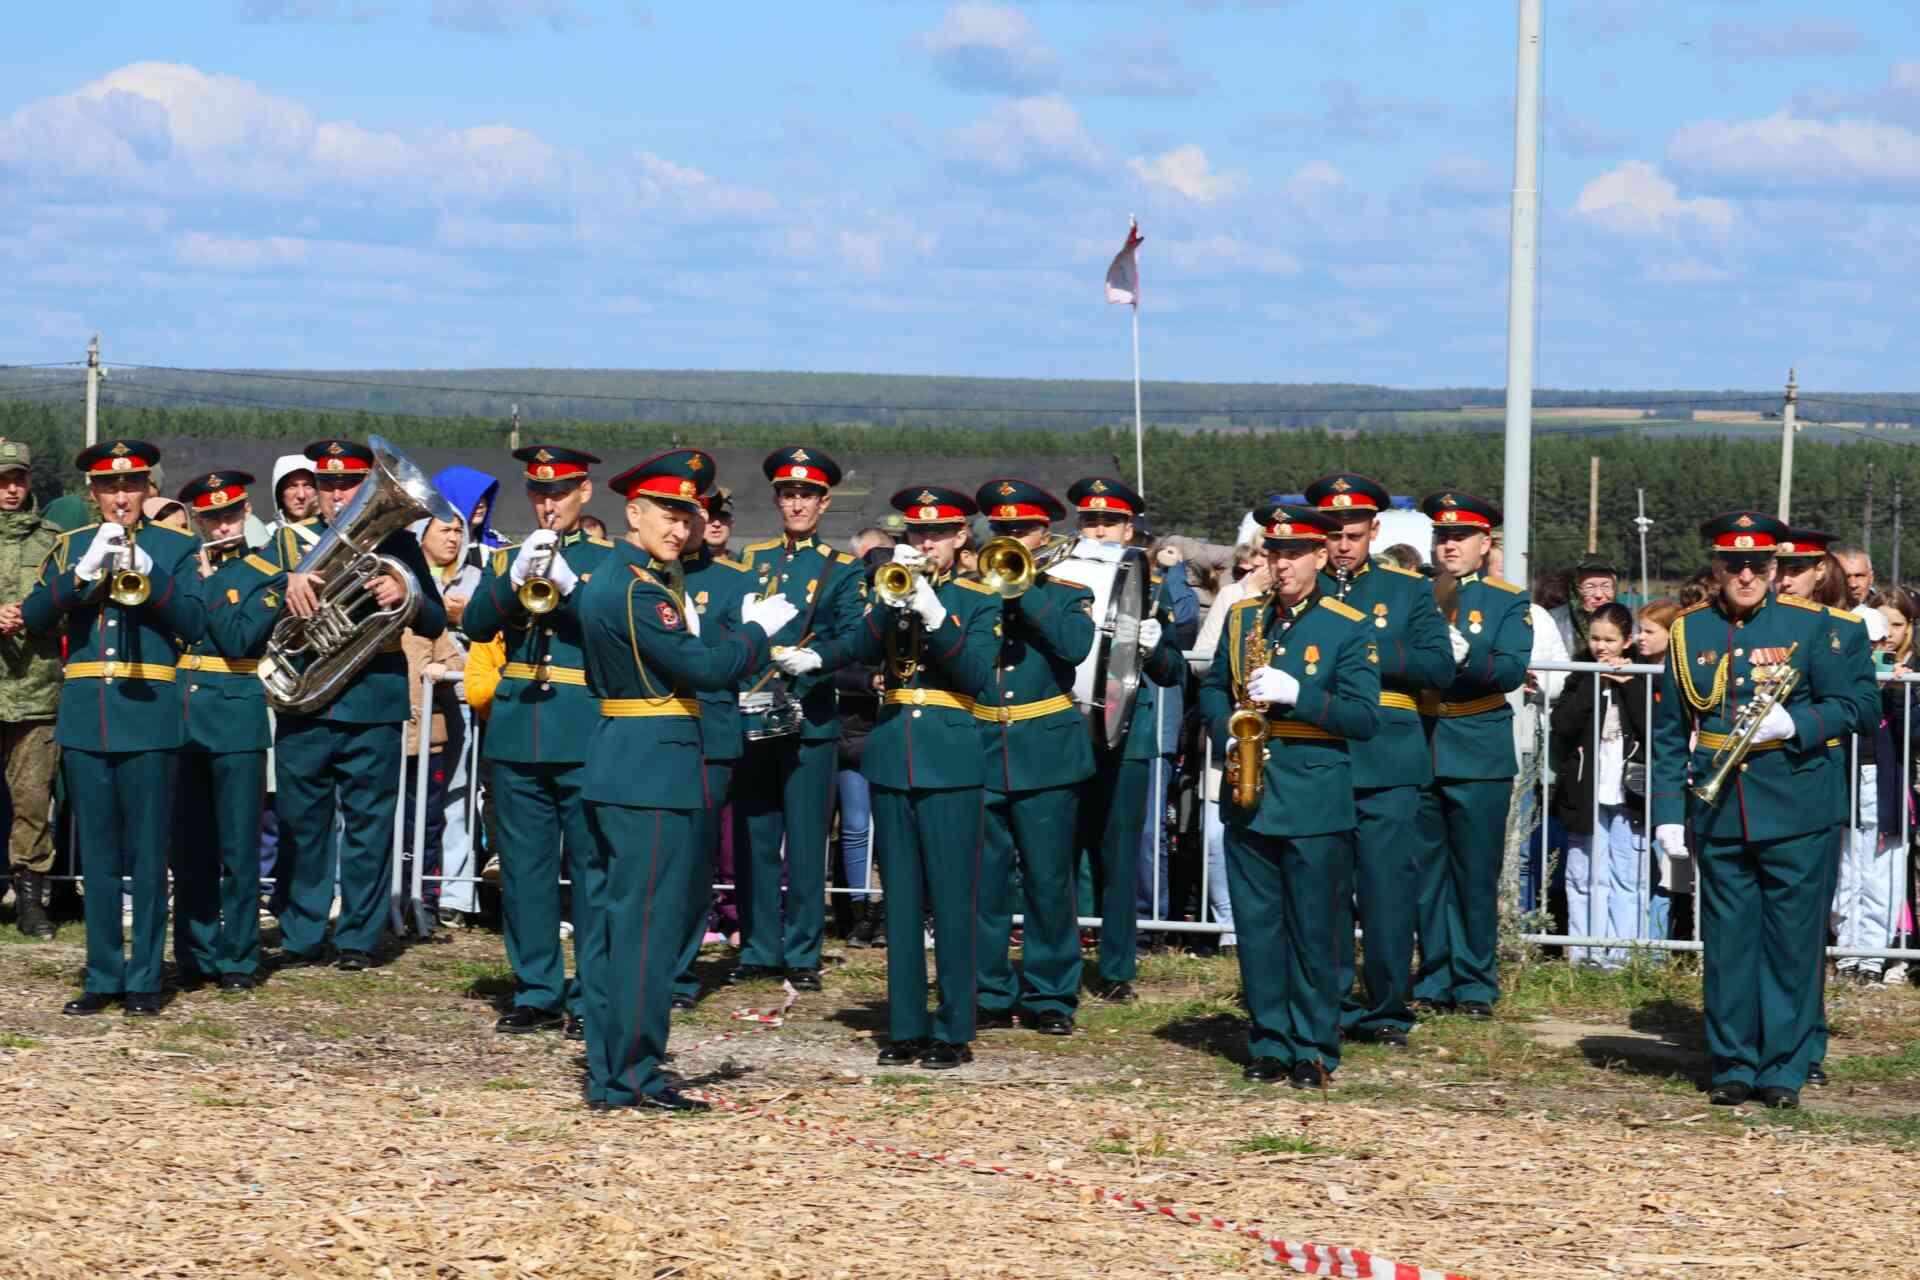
[
  {"xmin": 1304, "ymin": 643, "xmax": 1320, "ymax": 675},
  {"xmin": 1467, "ymin": 608, "xmax": 1483, "ymax": 635},
  {"xmin": 1373, "ymin": 602, "xmax": 1388, "ymax": 629}
]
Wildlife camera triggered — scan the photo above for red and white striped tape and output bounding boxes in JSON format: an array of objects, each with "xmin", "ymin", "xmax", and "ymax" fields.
[{"xmin": 672, "ymin": 987, "xmax": 1469, "ymax": 1280}]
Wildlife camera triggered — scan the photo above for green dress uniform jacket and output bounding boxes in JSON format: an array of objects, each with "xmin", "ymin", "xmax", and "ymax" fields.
[
  {"xmin": 174, "ymin": 550, "xmax": 284, "ymax": 979},
  {"xmin": 1320, "ymin": 562, "xmax": 1455, "ymax": 790},
  {"xmin": 461, "ymin": 529, "xmax": 616, "ymax": 1017},
  {"xmin": 1650, "ymin": 593, "xmax": 1879, "ymax": 1091},
  {"xmin": 1420, "ymin": 573, "xmax": 1531, "ymax": 780},
  {"xmin": 0, "ymin": 501, "xmax": 62, "ymax": 723},
  {"xmin": 574, "ymin": 539, "xmax": 773, "ymax": 1107},
  {"xmin": 262, "ymin": 515, "xmax": 327, "ymax": 573},
  {"xmin": 978, "ymin": 575, "xmax": 1096, "ymax": 792},
  {"xmin": 732, "ymin": 535, "xmax": 867, "ymax": 739},
  {"xmin": 1198, "ymin": 590, "xmax": 1380, "ymax": 1071},
  {"xmin": 23, "ymin": 520, "xmax": 206, "ymax": 997}
]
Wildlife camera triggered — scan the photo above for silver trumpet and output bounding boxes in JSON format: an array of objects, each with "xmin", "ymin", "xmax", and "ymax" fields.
[
  {"xmin": 258, "ymin": 436, "xmax": 455, "ymax": 715},
  {"xmin": 1691, "ymin": 642, "xmax": 1801, "ymax": 806}
]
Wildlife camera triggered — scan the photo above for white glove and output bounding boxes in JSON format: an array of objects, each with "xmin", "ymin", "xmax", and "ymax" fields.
[
  {"xmin": 910, "ymin": 573, "xmax": 948, "ymax": 630},
  {"xmin": 1655, "ymin": 824, "xmax": 1688, "ymax": 861},
  {"xmin": 890, "ymin": 544, "xmax": 926, "ymax": 568},
  {"xmin": 509, "ymin": 529, "xmax": 559, "ymax": 587},
  {"xmin": 1658, "ymin": 844, "xmax": 1694, "ymax": 893},
  {"xmin": 1138, "ymin": 617, "xmax": 1163, "ymax": 650},
  {"xmin": 741, "ymin": 592, "xmax": 799, "ymax": 637},
  {"xmin": 1754, "ymin": 702, "xmax": 1796, "ymax": 745},
  {"xmin": 1449, "ymin": 625, "xmax": 1470, "ymax": 665},
  {"xmin": 775, "ymin": 647, "xmax": 823, "ymax": 676},
  {"xmin": 75, "ymin": 523, "xmax": 129, "ymax": 583},
  {"xmin": 1248, "ymin": 665, "xmax": 1299, "ymax": 707}
]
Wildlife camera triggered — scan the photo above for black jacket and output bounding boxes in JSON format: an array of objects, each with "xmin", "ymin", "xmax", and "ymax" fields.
[{"xmin": 1548, "ymin": 669, "xmax": 1651, "ymax": 834}]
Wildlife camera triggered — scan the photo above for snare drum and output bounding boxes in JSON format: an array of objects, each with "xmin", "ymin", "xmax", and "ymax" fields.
[{"xmin": 740, "ymin": 688, "xmax": 803, "ymax": 740}]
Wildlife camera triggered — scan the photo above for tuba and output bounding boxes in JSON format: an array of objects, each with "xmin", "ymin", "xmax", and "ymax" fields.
[
  {"xmin": 258, "ymin": 437, "xmax": 456, "ymax": 715},
  {"xmin": 1691, "ymin": 642, "xmax": 1801, "ymax": 806}
]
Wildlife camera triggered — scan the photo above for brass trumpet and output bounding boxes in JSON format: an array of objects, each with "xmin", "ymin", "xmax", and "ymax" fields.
[
  {"xmin": 874, "ymin": 561, "xmax": 923, "ymax": 608},
  {"xmin": 974, "ymin": 534, "xmax": 1075, "ymax": 600},
  {"xmin": 109, "ymin": 536, "xmax": 150, "ymax": 607},
  {"xmin": 1691, "ymin": 642, "xmax": 1801, "ymax": 806},
  {"xmin": 1223, "ymin": 601, "xmax": 1272, "ymax": 809}
]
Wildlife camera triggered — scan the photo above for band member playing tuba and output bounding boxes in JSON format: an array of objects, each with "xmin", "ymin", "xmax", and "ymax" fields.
[
  {"xmin": 24, "ymin": 439, "xmax": 206, "ymax": 1017},
  {"xmin": 1649, "ymin": 511, "xmax": 1877, "ymax": 1109},
  {"xmin": 1198, "ymin": 505, "xmax": 1378, "ymax": 1088},
  {"xmin": 270, "ymin": 439, "xmax": 446, "ymax": 972}
]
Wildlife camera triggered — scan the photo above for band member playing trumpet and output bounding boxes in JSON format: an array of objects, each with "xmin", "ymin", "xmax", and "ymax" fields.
[
  {"xmin": 463, "ymin": 445, "xmax": 612, "ymax": 1036},
  {"xmin": 1198, "ymin": 506, "xmax": 1379, "ymax": 1087},
  {"xmin": 171, "ymin": 470, "xmax": 284, "ymax": 992},
  {"xmin": 24, "ymin": 439, "xmax": 206, "ymax": 1016},
  {"xmin": 1650, "ymin": 511, "xmax": 1877, "ymax": 1109},
  {"xmin": 271, "ymin": 439, "xmax": 446, "ymax": 972},
  {"xmin": 971, "ymin": 480, "xmax": 1095, "ymax": 1036}
]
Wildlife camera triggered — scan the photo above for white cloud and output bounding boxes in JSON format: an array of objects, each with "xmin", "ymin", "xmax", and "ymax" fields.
[
  {"xmin": 947, "ymin": 95, "xmax": 1103, "ymax": 178},
  {"xmin": 1162, "ymin": 233, "xmax": 1299, "ymax": 277},
  {"xmin": 1711, "ymin": 20, "xmax": 1862, "ymax": 62},
  {"xmin": 429, "ymin": 0, "xmax": 593, "ymax": 34},
  {"xmin": 1573, "ymin": 161, "xmax": 1734, "ymax": 233},
  {"xmin": 916, "ymin": 3, "xmax": 1058, "ymax": 93},
  {"xmin": 1127, "ymin": 144, "xmax": 1244, "ymax": 203},
  {"xmin": 1669, "ymin": 111, "xmax": 1920, "ymax": 189},
  {"xmin": 176, "ymin": 232, "xmax": 311, "ymax": 270},
  {"xmin": 1077, "ymin": 30, "xmax": 1211, "ymax": 99}
]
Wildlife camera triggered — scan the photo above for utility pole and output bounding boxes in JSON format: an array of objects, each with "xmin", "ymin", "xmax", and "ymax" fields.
[
  {"xmin": 508, "ymin": 403, "xmax": 520, "ymax": 452},
  {"xmin": 1586, "ymin": 455, "xmax": 1600, "ymax": 555},
  {"xmin": 1775, "ymin": 368, "xmax": 1796, "ymax": 521},
  {"xmin": 1894, "ymin": 474, "xmax": 1904, "ymax": 585},
  {"xmin": 1864, "ymin": 460, "xmax": 1875, "ymax": 553},
  {"xmin": 1634, "ymin": 487, "xmax": 1652, "ymax": 604},
  {"xmin": 1501, "ymin": 0, "xmax": 1544, "ymax": 590},
  {"xmin": 84, "ymin": 333, "xmax": 102, "ymax": 448}
]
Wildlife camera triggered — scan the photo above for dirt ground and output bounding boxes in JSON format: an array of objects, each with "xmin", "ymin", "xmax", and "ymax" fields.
[{"xmin": 2, "ymin": 925, "xmax": 1918, "ymax": 1280}]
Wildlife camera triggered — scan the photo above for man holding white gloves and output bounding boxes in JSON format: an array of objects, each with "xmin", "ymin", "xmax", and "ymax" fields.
[{"xmin": 1649, "ymin": 511, "xmax": 1878, "ymax": 1111}]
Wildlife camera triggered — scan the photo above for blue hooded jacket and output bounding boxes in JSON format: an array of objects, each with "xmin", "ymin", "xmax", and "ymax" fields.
[{"xmin": 433, "ymin": 466, "xmax": 505, "ymax": 552}]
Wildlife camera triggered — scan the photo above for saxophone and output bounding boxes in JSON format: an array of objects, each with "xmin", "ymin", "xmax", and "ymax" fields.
[
  {"xmin": 1691, "ymin": 642, "xmax": 1801, "ymax": 806},
  {"xmin": 1223, "ymin": 596, "xmax": 1272, "ymax": 810}
]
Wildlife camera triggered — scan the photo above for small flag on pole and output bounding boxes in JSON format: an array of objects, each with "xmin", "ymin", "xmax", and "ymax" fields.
[{"xmin": 1104, "ymin": 216, "xmax": 1143, "ymax": 307}]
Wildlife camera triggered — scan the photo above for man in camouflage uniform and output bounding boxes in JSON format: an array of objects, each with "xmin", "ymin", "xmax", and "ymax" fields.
[{"xmin": 0, "ymin": 440, "xmax": 62, "ymax": 938}]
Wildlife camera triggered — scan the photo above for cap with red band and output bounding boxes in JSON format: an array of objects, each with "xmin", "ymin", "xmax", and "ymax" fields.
[
  {"xmin": 75, "ymin": 439, "xmax": 161, "ymax": 477},
  {"xmin": 975, "ymin": 478, "xmax": 1066, "ymax": 524},
  {"xmin": 1699, "ymin": 510, "xmax": 1787, "ymax": 552},
  {"xmin": 1066, "ymin": 476, "xmax": 1143, "ymax": 518},
  {"xmin": 609, "ymin": 449, "xmax": 715, "ymax": 509},
  {"xmin": 1303, "ymin": 472, "xmax": 1390, "ymax": 514},
  {"xmin": 1252, "ymin": 503, "xmax": 1337, "ymax": 547},
  {"xmin": 177, "ymin": 469, "xmax": 256, "ymax": 512},
  {"xmin": 889, "ymin": 484, "xmax": 977, "ymax": 526},
  {"xmin": 762, "ymin": 445, "xmax": 843, "ymax": 491},
  {"xmin": 1419, "ymin": 489, "xmax": 1501, "ymax": 530},
  {"xmin": 302, "ymin": 439, "xmax": 374, "ymax": 475},
  {"xmin": 512, "ymin": 444, "xmax": 600, "ymax": 489},
  {"xmin": 1775, "ymin": 525, "xmax": 1835, "ymax": 559}
]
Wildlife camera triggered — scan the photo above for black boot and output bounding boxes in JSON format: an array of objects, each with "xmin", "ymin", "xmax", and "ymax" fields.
[
  {"xmin": 13, "ymin": 871, "xmax": 53, "ymax": 941},
  {"xmin": 848, "ymin": 901, "xmax": 879, "ymax": 949}
]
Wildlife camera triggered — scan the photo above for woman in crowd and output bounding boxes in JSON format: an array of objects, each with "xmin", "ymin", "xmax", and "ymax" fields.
[
  {"xmin": 1634, "ymin": 598, "xmax": 1687, "ymax": 936},
  {"xmin": 1834, "ymin": 586, "xmax": 1919, "ymax": 984},
  {"xmin": 413, "ymin": 508, "xmax": 481, "ymax": 926},
  {"xmin": 1549, "ymin": 602, "xmax": 1651, "ymax": 966}
]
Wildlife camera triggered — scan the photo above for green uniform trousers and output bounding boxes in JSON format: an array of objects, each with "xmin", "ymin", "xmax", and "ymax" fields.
[
  {"xmin": 1809, "ymin": 820, "xmax": 1846, "ymax": 1068},
  {"xmin": 1075, "ymin": 751, "xmax": 1149, "ymax": 985},
  {"xmin": 171, "ymin": 748, "xmax": 266, "ymax": 978},
  {"xmin": 273, "ymin": 719, "xmax": 402, "ymax": 958},
  {"xmin": 675, "ymin": 761, "xmax": 735, "ymax": 1002},
  {"xmin": 492, "ymin": 761, "xmax": 591, "ymax": 1017},
  {"xmin": 1337, "ymin": 783, "xmax": 1423, "ymax": 1036},
  {"xmin": 1697, "ymin": 829, "xmax": 1829, "ymax": 1090},
  {"xmin": 3, "ymin": 721, "xmax": 58, "ymax": 874},
  {"xmin": 1224, "ymin": 827, "xmax": 1354, "ymax": 1070},
  {"xmin": 873, "ymin": 784, "xmax": 984, "ymax": 1045},
  {"xmin": 579, "ymin": 801, "xmax": 698, "ymax": 1106},
  {"xmin": 67, "ymin": 748, "xmax": 178, "ymax": 996},
  {"xmin": 1412, "ymin": 777, "xmax": 1509, "ymax": 1007},
  {"xmin": 733, "ymin": 736, "xmax": 835, "ymax": 971},
  {"xmin": 978, "ymin": 785, "xmax": 1081, "ymax": 1019}
]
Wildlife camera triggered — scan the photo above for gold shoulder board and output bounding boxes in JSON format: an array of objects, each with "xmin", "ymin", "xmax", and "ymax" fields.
[
  {"xmin": 1318, "ymin": 596, "xmax": 1364, "ymax": 622},
  {"xmin": 1778, "ymin": 594, "xmax": 1824, "ymax": 613},
  {"xmin": 243, "ymin": 554, "xmax": 281, "ymax": 577},
  {"xmin": 1826, "ymin": 605, "xmax": 1864, "ymax": 624},
  {"xmin": 492, "ymin": 548, "xmax": 510, "ymax": 576},
  {"xmin": 1481, "ymin": 576, "xmax": 1524, "ymax": 594},
  {"xmin": 953, "ymin": 577, "xmax": 995, "ymax": 595},
  {"xmin": 1379, "ymin": 562, "xmax": 1422, "ymax": 578},
  {"xmin": 586, "ymin": 534, "xmax": 614, "ymax": 547}
]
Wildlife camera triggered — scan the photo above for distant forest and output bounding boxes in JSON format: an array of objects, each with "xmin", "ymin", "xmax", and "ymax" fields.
[{"xmin": 3, "ymin": 392, "xmax": 1915, "ymax": 585}]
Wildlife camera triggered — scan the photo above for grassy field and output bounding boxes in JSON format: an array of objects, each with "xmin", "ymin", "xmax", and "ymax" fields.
[{"xmin": 2, "ymin": 923, "xmax": 1918, "ymax": 1278}]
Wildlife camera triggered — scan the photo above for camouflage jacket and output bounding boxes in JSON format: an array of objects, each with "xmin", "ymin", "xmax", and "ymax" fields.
[{"xmin": 0, "ymin": 504, "xmax": 62, "ymax": 720}]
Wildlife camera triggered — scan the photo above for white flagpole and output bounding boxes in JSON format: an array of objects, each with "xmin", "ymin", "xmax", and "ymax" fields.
[{"xmin": 1131, "ymin": 302, "xmax": 1145, "ymax": 498}]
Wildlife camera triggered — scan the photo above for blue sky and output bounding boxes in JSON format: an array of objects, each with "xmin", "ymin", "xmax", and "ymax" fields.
[{"xmin": 0, "ymin": 0, "xmax": 1915, "ymax": 389}]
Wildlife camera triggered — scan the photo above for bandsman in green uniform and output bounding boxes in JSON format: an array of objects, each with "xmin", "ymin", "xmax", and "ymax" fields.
[
  {"xmin": 462, "ymin": 445, "xmax": 613, "ymax": 1036},
  {"xmin": 1773, "ymin": 525, "xmax": 1871, "ymax": 1090},
  {"xmin": 727, "ymin": 446, "xmax": 868, "ymax": 991},
  {"xmin": 575, "ymin": 450, "xmax": 796, "ymax": 1112},
  {"xmin": 171, "ymin": 470, "xmax": 284, "ymax": 992},
  {"xmin": 264, "ymin": 453, "xmax": 327, "ymax": 570},
  {"xmin": 1301, "ymin": 474, "xmax": 1456, "ymax": 1048},
  {"xmin": 970, "ymin": 480, "xmax": 1096, "ymax": 1036},
  {"xmin": 1411, "ymin": 490, "xmax": 1530, "ymax": 1018},
  {"xmin": 271, "ymin": 439, "xmax": 447, "ymax": 971},
  {"xmin": 792, "ymin": 485, "xmax": 1002, "ymax": 1068},
  {"xmin": 1063, "ymin": 476, "xmax": 1187, "ymax": 1003},
  {"xmin": 1199, "ymin": 505, "xmax": 1380, "ymax": 1086},
  {"xmin": 24, "ymin": 439, "xmax": 206, "ymax": 1015},
  {"xmin": 672, "ymin": 491, "xmax": 758, "ymax": 1011},
  {"xmin": 1650, "ymin": 511, "xmax": 1878, "ymax": 1108}
]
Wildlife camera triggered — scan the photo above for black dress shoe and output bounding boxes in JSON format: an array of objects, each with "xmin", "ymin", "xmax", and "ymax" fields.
[
  {"xmin": 1709, "ymin": 1082, "xmax": 1753, "ymax": 1106},
  {"xmin": 786, "ymin": 967, "xmax": 822, "ymax": 992},
  {"xmin": 975, "ymin": 1007, "xmax": 1016, "ymax": 1030},
  {"xmin": 1348, "ymin": 1025, "xmax": 1409, "ymax": 1047},
  {"xmin": 495, "ymin": 1006, "xmax": 564, "ymax": 1035},
  {"xmin": 670, "ymin": 993, "xmax": 697, "ymax": 1011},
  {"xmin": 637, "ymin": 1088, "xmax": 712, "ymax": 1113},
  {"xmin": 918, "ymin": 1041, "xmax": 973, "ymax": 1070},
  {"xmin": 1758, "ymin": 1086, "xmax": 1800, "ymax": 1110},
  {"xmin": 62, "ymin": 992, "xmax": 115, "ymax": 1016},
  {"xmin": 565, "ymin": 1015, "xmax": 586, "ymax": 1042},
  {"xmin": 335, "ymin": 950, "xmax": 374, "ymax": 972},
  {"xmin": 1029, "ymin": 1012, "xmax": 1074, "ymax": 1036},
  {"xmin": 876, "ymin": 1037, "xmax": 929, "ymax": 1066},
  {"xmin": 123, "ymin": 993, "xmax": 162, "ymax": 1017},
  {"xmin": 217, "ymin": 973, "xmax": 255, "ymax": 993},
  {"xmin": 1093, "ymin": 980, "xmax": 1136, "ymax": 1004},
  {"xmin": 725, "ymin": 964, "xmax": 780, "ymax": 986},
  {"xmin": 1242, "ymin": 1057, "xmax": 1289, "ymax": 1084},
  {"xmin": 1409, "ymin": 998, "xmax": 1452, "ymax": 1016},
  {"xmin": 1288, "ymin": 1061, "xmax": 1331, "ymax": 1090},
  {"xmin": 271, "ymin": 948, "xmax": 329, "ymax": 969},
  {"xmin": 1458, "ymin": 1000, "xmax": 1494, "ymax": 1020},
  {"xmin": 173, "ymin": 970, "xmax": 213, "ymax": 992},
  {"xmin": 1805, "ymin": 1063, "xmax": 1829, "ymax": 1087}
]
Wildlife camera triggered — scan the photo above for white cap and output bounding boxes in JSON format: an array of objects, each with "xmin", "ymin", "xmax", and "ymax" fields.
[{"xmin": 1856, "ymin": 605, "xmax": 1889, "ymax": 643}]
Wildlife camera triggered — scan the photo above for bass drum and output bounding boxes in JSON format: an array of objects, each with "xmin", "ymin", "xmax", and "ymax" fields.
[{"xmin": 1046, "ymin": 547, "xmax": 1150, "ymax": 752}]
